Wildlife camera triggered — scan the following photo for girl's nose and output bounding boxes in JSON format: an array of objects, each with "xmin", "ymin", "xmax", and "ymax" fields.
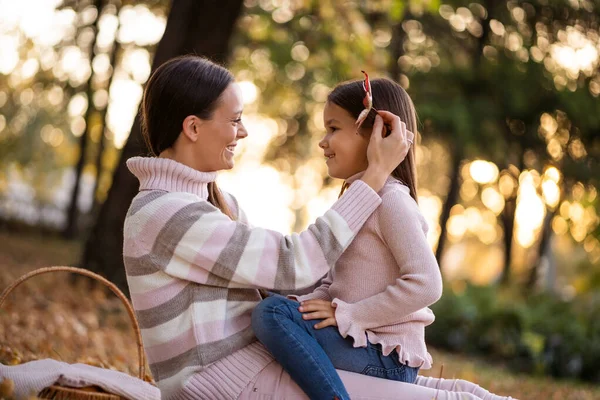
[{"xmin": 319, "ymin": 137, "xmax": 328, "ymax": 149}]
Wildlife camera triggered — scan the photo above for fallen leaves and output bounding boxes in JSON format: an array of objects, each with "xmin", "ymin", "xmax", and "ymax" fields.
[
  {"xmin": 0, "ymin": 232, "xmax": 147, "ymax": 380},
  {"xmin": 0, "ymin": 378, "xmax": 15, "ymax": 398}
]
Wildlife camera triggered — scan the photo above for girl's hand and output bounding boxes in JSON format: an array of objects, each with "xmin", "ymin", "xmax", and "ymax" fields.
[{"xmin": 298, "ymin": 300, "xmax": 338, "ymax": 329}]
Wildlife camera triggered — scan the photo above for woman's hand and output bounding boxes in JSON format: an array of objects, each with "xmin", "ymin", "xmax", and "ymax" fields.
[
  {"xmin": 299, "ymin": 300, "xmax": 338, "ymax": 329},
  {"xmin": 361, "ymin": 111, "xmax": 414, "ymax": 192}
]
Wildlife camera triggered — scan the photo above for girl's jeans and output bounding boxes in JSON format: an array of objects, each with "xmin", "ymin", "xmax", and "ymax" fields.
[{"xmin": 251, "ymin": 294, "xmax": 419, "ymax": 400}]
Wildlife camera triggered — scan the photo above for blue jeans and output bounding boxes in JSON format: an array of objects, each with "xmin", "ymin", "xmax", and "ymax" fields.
[{"xmin": 251, "ymin": 295, "xmax": 419, "ymax": 400}]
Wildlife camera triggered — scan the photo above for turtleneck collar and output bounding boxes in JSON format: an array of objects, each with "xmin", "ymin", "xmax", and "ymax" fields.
[
  {"xmin": 345, "ymin": 170, "xmax": 367, "ymax": 185},
  {"xmin": 345, "ymin": 170, "xmax": 400, "ymax": 188},
  {"xmin": 126, "ymin": 156, "xmax": 217, "ymax": 200}
]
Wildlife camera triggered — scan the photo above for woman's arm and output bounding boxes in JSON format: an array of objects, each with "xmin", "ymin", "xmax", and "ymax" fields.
[
  {"xmin": 125, "ymin": 111, "xmax": 413, "ymax": 292},
  {"xmin": 288, "ymin": 270, "xmax": 333, "ymax": 302},
  {"xmin": 124, "ymin": 180, "xmax": 381, "ymax": 291},
  {"xmin": 332, "ymin": 189, "xmax": 443, "ymax": 345},
  {"xmin": 222, "ymin": 190, "xmax": 251, "ymax": 226}
]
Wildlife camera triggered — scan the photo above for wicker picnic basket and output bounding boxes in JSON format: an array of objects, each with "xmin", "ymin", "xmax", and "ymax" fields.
[{"xmin": 0, "ymin": 266, "xmax": 149, "ymax": 400}]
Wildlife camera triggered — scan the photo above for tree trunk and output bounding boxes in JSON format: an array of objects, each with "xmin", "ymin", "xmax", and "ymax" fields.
[
  {"xmin": 388, "ymin": 13, "xmax": 408, "ymax": 82},
  {"xmin": 82, "ymin": 0, "xmax": 245, "ymax": 292},
  {"xmin": 435, "ymin": 145, "xmax": 462, "ymax": 265},
  {"xmin": 499, "ymin": 154, "xmax": 523, "ymax": 285},
  {"xmin": 500, "ymin": 196, "xmax": 517, "ymax": 285},
  {"xmin": 63, "ymin": 0, "xmax": 104, "ymax": 239},
  {"xmin": 527, "ymin": 178, "xmax": 564, "ymax": 290},
  {"xmin": 526, "ymin": 210, "xmax": 555, "ymax": 289}
]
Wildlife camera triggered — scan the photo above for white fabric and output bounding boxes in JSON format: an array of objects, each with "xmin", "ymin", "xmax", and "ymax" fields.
[{"xmin": 0, "ymin": 359, "xmax": 160, "ymax": 400}]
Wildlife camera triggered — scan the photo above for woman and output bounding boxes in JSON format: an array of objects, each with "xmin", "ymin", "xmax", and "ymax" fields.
[{"xmin": 123, "ymin": 55, "xmax": 411, "ymax": 400}]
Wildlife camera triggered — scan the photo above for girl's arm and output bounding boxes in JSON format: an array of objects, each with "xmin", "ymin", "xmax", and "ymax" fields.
[
  {"xmin": 124, "ymin": 180, "xmax": 381, "ymax": 291},
  {"xmin": 332, "ymin": 189, "xmax": 443, "ymax": 345}
]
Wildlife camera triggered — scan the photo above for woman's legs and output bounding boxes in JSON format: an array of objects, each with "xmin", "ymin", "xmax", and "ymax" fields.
[
  {"xmin": 414, "ymin": 376, "xmax": 514, "ymax": 400},
  {"xmin": 251, "ymin": 295, "xmax": 418, "ymax": 399},
  {"xmin": 238, "ymin": 361, "xmax": 496, "ymax": 400}
]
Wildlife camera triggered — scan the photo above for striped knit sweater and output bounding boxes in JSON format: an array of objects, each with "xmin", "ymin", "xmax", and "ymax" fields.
[{"xmin": 122, "ymin": 156, "xmax": 382, "ymax": 399}]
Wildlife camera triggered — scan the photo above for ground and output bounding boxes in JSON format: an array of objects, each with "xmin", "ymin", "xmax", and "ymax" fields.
[{"xmin": 0, "ymin": 230, "xmax": 598, "ymax": 399}]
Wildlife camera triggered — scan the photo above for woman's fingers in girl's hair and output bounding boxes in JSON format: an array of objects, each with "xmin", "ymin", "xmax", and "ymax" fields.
[
  {"xmin": 376, "ymin": 110, "xmax": 414, "ymax": 144},
  {"xmin": 376, "ymin": 110, "xmax": 400, "ymax": 135},
  {"xmin": 405, "ymin": 125, "xmax": 415, "ymax": 145},
  {"xmin": 370, "ymin": 113, "xmax": 385, "ymax": 138},
  {"xmin": 376, "ymin": 110, "xmax": 414, "ymax": 162}
]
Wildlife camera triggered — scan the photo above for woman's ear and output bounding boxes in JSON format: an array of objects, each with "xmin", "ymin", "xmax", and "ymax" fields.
[{"xmin": 181, "ymin": 115, "xmax": 201, "ymax": 142}]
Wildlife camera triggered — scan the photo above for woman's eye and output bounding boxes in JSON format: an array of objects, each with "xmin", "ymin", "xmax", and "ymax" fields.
[{"xmin": 232, "ymin": 118, "xmax": 242, "ymax": 124}]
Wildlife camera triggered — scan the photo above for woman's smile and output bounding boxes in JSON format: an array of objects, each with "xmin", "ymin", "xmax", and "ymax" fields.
[{"xmin": 225, "ymin": 143, "xmax": 237, "ymax": 156}]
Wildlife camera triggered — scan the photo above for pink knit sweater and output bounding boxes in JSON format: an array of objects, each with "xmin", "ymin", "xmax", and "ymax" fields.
[{"xmin": 293, "ymin": 172, "xmax": 443, "ymax": 369}]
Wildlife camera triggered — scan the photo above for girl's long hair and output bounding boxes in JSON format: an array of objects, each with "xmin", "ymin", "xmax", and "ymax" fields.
[
  {"xmin": 141, "ymin": 55, "xmax": 235, "ymax": 219},
  {"xmin": 328, "ymin": 78, "xmax": 418, "ymax": 203}
]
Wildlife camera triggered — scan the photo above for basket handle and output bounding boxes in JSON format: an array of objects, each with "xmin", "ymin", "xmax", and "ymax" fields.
[{"xmin": 0, "ymin": 266, "xmax": 146, "ymax": 380}]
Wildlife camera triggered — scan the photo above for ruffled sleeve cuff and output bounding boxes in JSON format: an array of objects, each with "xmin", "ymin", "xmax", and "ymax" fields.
[{"xmin": 332, "ymin": 298, "xmax": 368, "ymax": 348}]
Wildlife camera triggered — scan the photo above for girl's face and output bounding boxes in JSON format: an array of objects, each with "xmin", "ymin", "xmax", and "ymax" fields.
[
  {"xmin": 192, "ymin": 83, "xmax": 248, "ymax": 171},
  {"xmin": 319, "ymin": 102, "xmax": 370, "ymax": 180}
]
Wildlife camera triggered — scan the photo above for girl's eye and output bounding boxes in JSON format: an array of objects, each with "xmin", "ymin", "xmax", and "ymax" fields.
[{"xmin": 328, "ymin": 127, "xmax": 338, "ymax": 133}]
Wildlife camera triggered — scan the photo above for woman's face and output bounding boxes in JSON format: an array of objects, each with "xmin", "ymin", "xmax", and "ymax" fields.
[
  {"xmin": 193, "ymin": 83, "xmax": 248, "ymax": 171},
  {"xmin": 319, "ymin": 102, "xmax": 369, "ymax": 180}
]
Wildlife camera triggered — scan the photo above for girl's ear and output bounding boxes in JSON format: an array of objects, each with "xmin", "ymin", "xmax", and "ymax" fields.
[
  {"xmin": 357, "ymin": 124, "xmax": 372, "ymax": 138},
  {"xmin": 181, "ymin": 115, "xmax": 201, "ymax": 142}
]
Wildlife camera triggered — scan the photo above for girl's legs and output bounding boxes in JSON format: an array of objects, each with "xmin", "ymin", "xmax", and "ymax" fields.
[
  {"xmin": 251, "ymin": 295, "xmax": 418, "ymax": 400},
  {"xmin": 251, "ymin": 295, "xmax": 349, "ymax": 400},
  {"xmin": 250, "ymin": 295, "xmax": 516, "ymax": 400},
  {"xmin": 238, "ymin": 361, "xmax": 497, "ymax": 400}
]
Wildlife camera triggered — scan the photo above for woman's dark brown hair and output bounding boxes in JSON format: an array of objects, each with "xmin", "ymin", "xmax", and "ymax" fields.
[
  {"xmin": 329, "ymin": 78, "xmax": 418, "ymax": 203},
  {"xmin": 140, "ymin": 55, "xmax": 235, "ymax": 219}
]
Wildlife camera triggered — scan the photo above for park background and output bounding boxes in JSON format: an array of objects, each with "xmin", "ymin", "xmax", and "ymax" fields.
[{"xmin": 0, "ymin": 0, "xmax": 599, "ymax": 399}]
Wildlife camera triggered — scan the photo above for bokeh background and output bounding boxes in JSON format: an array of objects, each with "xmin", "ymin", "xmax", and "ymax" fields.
[{"xmin": 0, "ymin": 0, "xmax": 599, "ymax": 398}]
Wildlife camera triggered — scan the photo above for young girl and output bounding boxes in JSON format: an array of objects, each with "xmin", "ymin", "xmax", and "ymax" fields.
[{"xmin": 251, "ymin": 75, "xmax": 514, "ymax": 400}]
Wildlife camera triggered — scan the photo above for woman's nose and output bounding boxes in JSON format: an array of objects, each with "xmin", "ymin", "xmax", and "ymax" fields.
[{"xmin": 237, "ymin": 125, "xmax": 248, "ymax": 139}]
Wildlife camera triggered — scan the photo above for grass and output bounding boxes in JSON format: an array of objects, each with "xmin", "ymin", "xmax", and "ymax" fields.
[{"xmin": 1, "ymin": 229, "xmax": 599, "ymax": 399}]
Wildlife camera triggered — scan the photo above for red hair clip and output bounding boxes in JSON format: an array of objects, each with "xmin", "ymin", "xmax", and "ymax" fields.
[{"xmin": 355, "ymin": 70, "xmax": 373, "ymax": 129}]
